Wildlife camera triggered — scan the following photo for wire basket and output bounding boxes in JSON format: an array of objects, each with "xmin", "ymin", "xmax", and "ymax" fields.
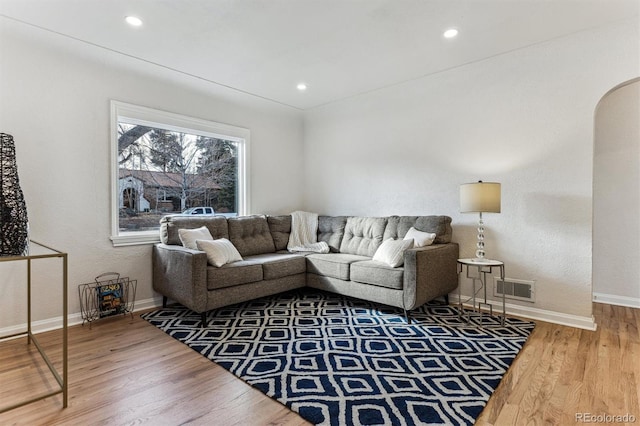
[{"xmin": 78, "ymin": 272, "xmax": 136, "ymax": 328}]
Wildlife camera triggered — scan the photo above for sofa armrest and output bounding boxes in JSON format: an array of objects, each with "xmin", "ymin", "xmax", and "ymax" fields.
[
  {"xmin": 402, "ymin": 242, "xmax": 459, "ymax": 310},
  {"xmin": 152, "ymin": 243, "xmax": 208, "ymax": 313}
]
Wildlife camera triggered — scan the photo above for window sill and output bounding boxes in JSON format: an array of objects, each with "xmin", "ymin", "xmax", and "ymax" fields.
[{"xmin": 110, "ymin": 232, "xmax": 160, "ymax": 247}]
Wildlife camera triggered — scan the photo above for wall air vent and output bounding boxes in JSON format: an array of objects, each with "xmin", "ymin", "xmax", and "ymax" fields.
[{"xmin": 493, "ymin": 277, "xmax": 535, "ymax": 302}]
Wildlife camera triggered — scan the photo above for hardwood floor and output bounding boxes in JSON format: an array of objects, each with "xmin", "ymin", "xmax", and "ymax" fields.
[{"xmin": 0, "ymin": 303, "xmax": 637, "ymax": 425}]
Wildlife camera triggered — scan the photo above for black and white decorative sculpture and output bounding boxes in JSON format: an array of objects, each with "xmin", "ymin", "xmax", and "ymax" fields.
[{"xmin": 0, "ymin": 133, "xmax": 29, "ymax": 256}]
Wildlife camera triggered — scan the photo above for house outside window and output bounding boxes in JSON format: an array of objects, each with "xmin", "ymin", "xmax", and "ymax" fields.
[{"xmin": 110, "ymin": 101, "xmax": 250, "ymax": 246}]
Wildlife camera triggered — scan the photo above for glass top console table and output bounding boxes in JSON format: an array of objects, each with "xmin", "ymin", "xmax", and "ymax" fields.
[{"xmin": 0, "ymin": 241, "xmax": 68, "ymax": 413}]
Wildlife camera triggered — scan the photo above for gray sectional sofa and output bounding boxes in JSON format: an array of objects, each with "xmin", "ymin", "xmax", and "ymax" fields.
[{"xmin": 152, "ymin": 214, "xmax": 459, "ymax": 325}]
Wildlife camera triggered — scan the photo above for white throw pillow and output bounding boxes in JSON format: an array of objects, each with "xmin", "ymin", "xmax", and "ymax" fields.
[
  {"xmin": 373, "ymin": 238, "xmax": 414, "ymax": 268},
  {"xmin": 196, "ymin": 238, "xmax": 243, "ymax": 267},
  {"xmin": 178, "ymin": 226, "xmax": 214, "ymax": 250},
  {"xmin": 403, "ymin": 227, "xmax": 436, "ymax": 248}
]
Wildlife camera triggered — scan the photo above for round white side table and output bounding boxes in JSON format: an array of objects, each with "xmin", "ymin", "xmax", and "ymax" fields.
[{"xmin": 457, "ymin": 258, "xmax": 505, "ymax": 326}]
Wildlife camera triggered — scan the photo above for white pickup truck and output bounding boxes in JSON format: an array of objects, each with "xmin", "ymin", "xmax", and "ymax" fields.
[{"xmin": 182, "ymin": 207, "xmax": 237, "ymax": 218}]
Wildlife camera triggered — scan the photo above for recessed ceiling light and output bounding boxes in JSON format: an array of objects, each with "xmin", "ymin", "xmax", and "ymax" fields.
[
  {"xmin": 125, "ymin": 16, "xmax": 143, "ymax": 27},
  {"xmin": 297, "ymin": 83, "xmax": 307, "ymax": 91},
  {"xmin": 443, "ymin": 28, "xmax": 459, "ymax": 39}
]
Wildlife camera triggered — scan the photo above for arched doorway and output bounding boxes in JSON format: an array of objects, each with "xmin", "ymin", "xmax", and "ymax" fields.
[{"xmin": 593, "ymin": 77, "xmax": 640, "ymax": 307}]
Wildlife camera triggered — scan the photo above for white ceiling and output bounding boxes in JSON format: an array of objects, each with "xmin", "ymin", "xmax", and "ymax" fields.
[{"xmin": 1, "ymin": 0, "xmax": 638, "ymax": 110}]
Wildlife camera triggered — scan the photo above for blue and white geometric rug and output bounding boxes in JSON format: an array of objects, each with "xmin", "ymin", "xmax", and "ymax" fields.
[{"xmin": 142, "ymin": 289, "xmax": 534, "ymax": 426}]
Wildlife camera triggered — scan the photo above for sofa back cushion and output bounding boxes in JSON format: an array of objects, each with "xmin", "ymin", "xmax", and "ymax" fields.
[
  {"xmin": 318, "ymin": 216, "xmax": 348, "ymax": 253},
  {"xmin": 160, "ymin": 215, "xmax": 229, "ymax": 245},
  {"xmin": 383, "ymin": 215, "xmax": 453, "ymax": 244},
  {"xmin": 339, "ymin": 217, "xmax": 387, "ymax": 257},
  {"xmin": 267, "ymin": 215, "xmax": 292, "ymax": 251},
  {"xmin": 228, "ymin": 215, "xmax": 276, "ymax": 256}
]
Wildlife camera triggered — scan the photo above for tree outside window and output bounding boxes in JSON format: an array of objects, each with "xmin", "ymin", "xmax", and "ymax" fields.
[
  {"xmin": 117, "ymin": 124, "xmax": 238, "ymax": 231},
  {"xmin": 110, "ymin": 101, "xmax": 249, "ymax": 246}
]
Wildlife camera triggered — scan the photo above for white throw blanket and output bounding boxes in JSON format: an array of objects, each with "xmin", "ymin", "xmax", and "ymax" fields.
[{"xmin": 287, "ymin": 211, "xmax": 330, "ymax": 253}]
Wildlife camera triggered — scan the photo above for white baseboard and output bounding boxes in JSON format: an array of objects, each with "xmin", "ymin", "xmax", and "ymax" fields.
[
  {"xmin": 0, "ymin": 297, "xmax": 163, "ymax": 338},
  {"xmin": 449, "ymin": 294, "xmax": 597, "ymax": 331},
  {"xmin": 3, "ymin": 294, "xmax": 601, "ymax": 337},
  {"xmin": 593, "ymin": 292, "xmax": 640, "ymax": 309}
]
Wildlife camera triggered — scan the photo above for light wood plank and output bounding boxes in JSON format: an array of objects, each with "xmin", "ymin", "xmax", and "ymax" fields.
[{"xmin": 478, "ymin": 303, "xmax": 640, "ymax": 426}]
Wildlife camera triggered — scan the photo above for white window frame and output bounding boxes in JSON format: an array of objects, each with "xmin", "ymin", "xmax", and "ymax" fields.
[{"xmin": 110, "ymin": 101, "xmax": 250, "ymax": 247}]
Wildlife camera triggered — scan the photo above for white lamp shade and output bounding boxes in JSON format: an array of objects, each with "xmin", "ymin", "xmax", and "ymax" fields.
[{"xmin": 460, "ymin": 182, "xmax": 501, "ymax": 213}]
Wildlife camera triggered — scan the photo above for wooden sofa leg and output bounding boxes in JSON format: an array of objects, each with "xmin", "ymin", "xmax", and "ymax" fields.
[
  {"xmin": 443, "ymin": 294, "xmax": 450, "ymax": 305},
  {"xmin": 201, "ymin": 312, "xmax": 208, "ymax": 327},
  {"xmin": 404, "ymin": 309, "xmax": 411, "ymax": 324},
  {"xmin": 162, "ymin": 296, "xmax": 168, "ymax": 308}
]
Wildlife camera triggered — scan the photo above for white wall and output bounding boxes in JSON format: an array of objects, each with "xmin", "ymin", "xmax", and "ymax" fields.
[
  {"xmin": 303, "ymin": 21, "xmax": 639, "ymax": 323},
  {"xmin": 0, "ymin": 18, "xmax": 304, "ymax": 329},
  {"xmin": 1, "ymin": 17, "xmax": 638, "ymax": 332},
  {"xmin": 593, "ymin": 79, "xmax": 640, "ymax": 308}
]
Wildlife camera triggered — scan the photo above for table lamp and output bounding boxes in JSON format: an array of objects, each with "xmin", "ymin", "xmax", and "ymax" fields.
[{"xmin": 460, "ymin": 181, "xmax": 501, "ymax": 261}]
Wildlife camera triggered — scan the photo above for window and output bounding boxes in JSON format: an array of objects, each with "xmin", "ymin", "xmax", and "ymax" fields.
[{"xmin": 110, "ymin": 101, "xmax": 250, "ymax": 246}]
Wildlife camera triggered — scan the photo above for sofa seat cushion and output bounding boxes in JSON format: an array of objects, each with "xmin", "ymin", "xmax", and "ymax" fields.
[
  {"xmin": 245, "ymin": 253, "xmax": 306, "ymax": 280},
  {"xmin": 350, "ymin": 260, "xmax": 405, "ymax": 290},
  {"xmin": 306, "ymin": 253, "xmax": 371, "ymax": 280},
  {"xmin": 276, "ymin": 249, "xmax": 316, "ymax": 256},
  {"xmin": 207, "ymin": 261, "xmax": 263, "ymax": 290}
]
